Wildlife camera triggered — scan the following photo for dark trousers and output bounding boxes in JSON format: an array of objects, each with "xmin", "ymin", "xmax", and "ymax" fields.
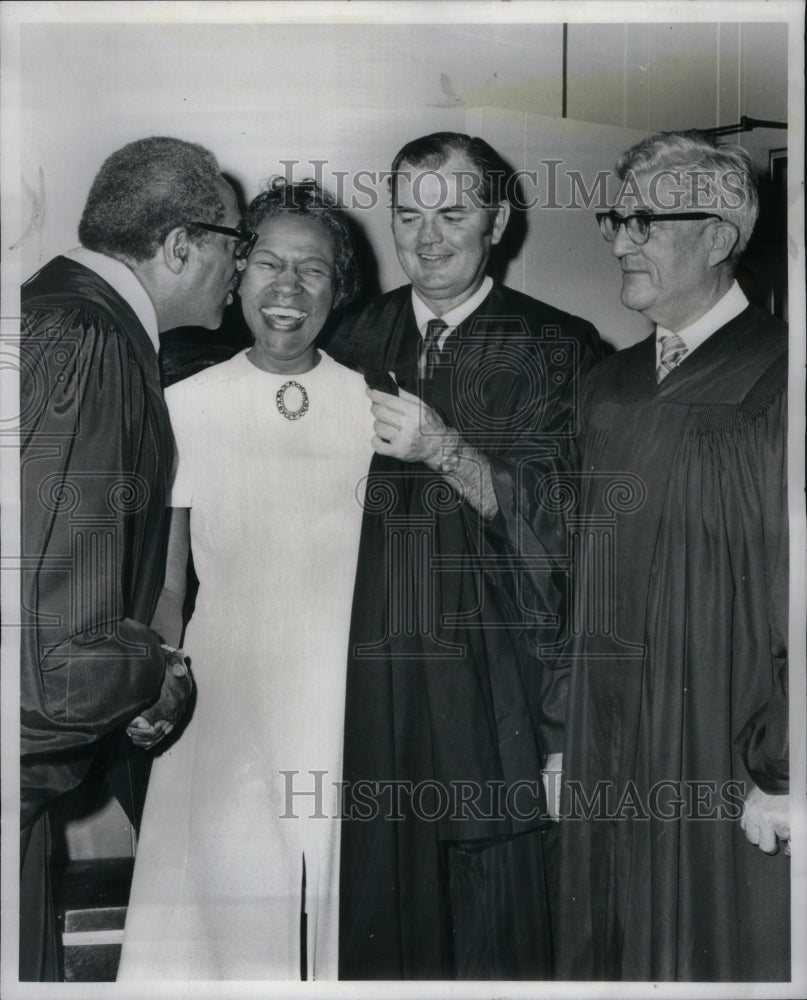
[{"xmin": 20, "ymin": 810, "xmax": 60, "ymax": 981}]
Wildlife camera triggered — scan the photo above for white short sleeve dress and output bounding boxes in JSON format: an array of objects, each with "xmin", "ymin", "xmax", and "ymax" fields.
[{"xmin": 117, "ymin": 349, "xmax": 373, "ymax": 981}]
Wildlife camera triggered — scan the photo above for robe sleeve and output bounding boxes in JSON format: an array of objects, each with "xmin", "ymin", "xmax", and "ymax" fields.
[
  {"xmin": 20, "ymin": 302, "xmax": 167, "ymax": 776},
  {"xmin": 487, "ymin": 317, "xmax": 607, "ymax": 752},
  {"xmin": 737, "ymin": 662, "xmax": 788, "ymax": 794},
  {"xmin": 320, "ymin": 302, "xmax": 366, "ymax": 371},
  {"xmin": 735, "ymin": 380, "xmax": 789, "ymax": 794}
]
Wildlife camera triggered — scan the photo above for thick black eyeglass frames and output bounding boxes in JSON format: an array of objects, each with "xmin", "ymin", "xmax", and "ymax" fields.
[
  {"xmin": 190, "ymin": 221, "xmax": 258, "ymax": 259},
  {"xmin": 596, "ymin": 210, "xmax": 724, "ymax": 245}
]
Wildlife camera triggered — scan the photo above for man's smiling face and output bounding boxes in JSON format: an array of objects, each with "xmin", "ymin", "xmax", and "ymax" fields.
[
  {"xmin": 391, "ymin": 154, "xmax": 509, "ymax": 315},
  {"xmin": 612, "ymin": 171, "xmax": 729, "ymax": 330}
]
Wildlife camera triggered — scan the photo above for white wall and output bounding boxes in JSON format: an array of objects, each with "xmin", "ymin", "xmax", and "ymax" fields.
[
  {"xmin": 468, "ymin": 106, "xmax": 652, "ymax": 345},
  {"xmin": 567, "ymin": 21, "xmax": 788, "ymax": 162}
]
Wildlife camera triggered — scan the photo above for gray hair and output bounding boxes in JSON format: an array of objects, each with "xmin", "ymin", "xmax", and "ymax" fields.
[
  {"xmin": 79, "ymin": 137, "xmax": 225, "ymax": 262},
  {"xmin": 616, "ymin": 130, "xmax": 759, "ymax": 265}
]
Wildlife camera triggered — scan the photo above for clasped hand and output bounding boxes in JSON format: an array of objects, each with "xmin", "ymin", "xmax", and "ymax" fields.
[
  {"xmin": 126, "ymin": 648, "xmax": 193, "ymax": 750},
  {"xmin": 368, "ymin": 386, "xmax": 449, "ymax": 466},
  {"xmin": 741, "ymin": 784, "xmax": 791, "ymax": 855}
]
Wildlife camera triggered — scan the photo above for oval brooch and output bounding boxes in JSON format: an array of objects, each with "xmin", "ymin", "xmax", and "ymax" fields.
[{"xmin": 276, "ymin": 380, "xmax": 309, "ymax": 420}]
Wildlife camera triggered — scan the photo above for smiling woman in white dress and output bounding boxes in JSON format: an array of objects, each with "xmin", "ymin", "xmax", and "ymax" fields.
[{"xmin": 117, "ymin": 180, "xmax": 374, "ymax": 981}]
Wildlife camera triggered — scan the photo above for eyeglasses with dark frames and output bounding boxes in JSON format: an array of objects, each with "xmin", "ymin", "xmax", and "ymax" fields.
[
  {"xmin": 190, "ymin": 221, "xmax": 258, "ymax": 260},
  {"xmin": 596, "ymin": 210, "xmax": 724, "ymax": 246}
]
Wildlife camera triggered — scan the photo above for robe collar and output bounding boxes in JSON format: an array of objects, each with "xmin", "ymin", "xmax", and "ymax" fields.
[
  {"xmin": 631, "ymin": 303, "xmax": 784, "ymax": 406},
  {"xmin": 411, "ymin": 276, "xmax": 493, "ymax": 346},
  {"xmin": 66, "ymin": 247, "xmax": 160, "ymax": 354},
  {"xmin": 655, "ymin": 280, "xmax": 748, "ymax": 366}
]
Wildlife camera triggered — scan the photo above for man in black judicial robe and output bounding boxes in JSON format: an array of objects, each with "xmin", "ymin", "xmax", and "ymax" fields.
[
  {"xmin": 19, "ymin": 136, "xmax": 251, "ymax": 980},
  {"xmin": 328, "ymin": 132, "xmax": 605, "ymax": 979},
  {"xmin": 553, "ymin": 132, "xmax": 790, "ymax": 981}
]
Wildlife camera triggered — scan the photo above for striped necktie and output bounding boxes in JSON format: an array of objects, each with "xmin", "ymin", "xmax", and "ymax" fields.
[
  {"xmin": 420, "ymin": 319, "xmax": 448, "ymax": 379},
  {"xmin": 656, "ymin": 331, "xmax": 688, "ymax": 382}
]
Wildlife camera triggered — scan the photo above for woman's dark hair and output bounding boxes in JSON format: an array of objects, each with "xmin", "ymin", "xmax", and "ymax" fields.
[
  {"xmin": 244, "ymin": 178, "xmax": 361, "ymax": 307},
  {"xmin": 79, "ymin": 136, "xmax": 226, "ymax": 262}
]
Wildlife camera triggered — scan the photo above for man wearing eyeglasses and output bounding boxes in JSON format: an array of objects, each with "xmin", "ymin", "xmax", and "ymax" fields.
[
  {"xmin": 554, "ymin": 131, "xmax": 790, "ymax": 981},
  {"xmin": 19, "ymin": 136, "xmax": 255, "ymax": 981}
]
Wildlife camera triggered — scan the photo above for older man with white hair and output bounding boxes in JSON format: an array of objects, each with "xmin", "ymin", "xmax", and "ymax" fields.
[{"xmin": 554, "ymin": 131, "xmax": 790, "ymax": 981}]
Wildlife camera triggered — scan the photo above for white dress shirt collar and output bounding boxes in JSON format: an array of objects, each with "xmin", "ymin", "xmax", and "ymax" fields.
[
  {"xmin": 656, "ymin": 281, "xmax": 749, "ymax": 363},
  {"xmin": 66, "ymin": 247, "xmax": 160, "ymax": 354},
  {"xmin": 412, "ymin": 276, "xmax": 494, "ymax": 345}
]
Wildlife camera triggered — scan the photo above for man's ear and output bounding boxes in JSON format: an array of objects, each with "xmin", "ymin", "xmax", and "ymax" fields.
[
  {"xmin": 708, "ymin": 220, "xmax": 739, "ymax": 267},
  {"xmin": 490, "ymin": 201, "xmax": 511, "ymax": 245},
  {"xmin": 162, "ymin": 227, "xmax": 191, "ymax": 274}
]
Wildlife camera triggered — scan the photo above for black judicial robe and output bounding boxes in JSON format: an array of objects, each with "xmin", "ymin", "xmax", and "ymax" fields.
[
  {"xmin": 554, "ymin": 306, "xmax": 790, "ymax": 981},
  {"xmin": 159, "ymin": 300, "xmax": 252, "ymax": 388},
  {"xmin": 19, "ymin": 257, "xmax": 174, "ymax": 978},
  {"xmin": 333, "ymin": 283, "xmax": 605, "ymax": 978}
]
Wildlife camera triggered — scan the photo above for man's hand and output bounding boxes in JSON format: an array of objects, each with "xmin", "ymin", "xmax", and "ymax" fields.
[
  {"xmin": 741, "ymin": 783, "xmax": 791, "ymax": 855},
  {"xmin": 126, "ymin": 648, "xmax": 193, "ymax": 750},
  {"xmin": 368, "ymin": 385, "xmax": 499, "ymax": 518},
  {"xmin": 369, "ymin": 386, "xmax": 448, "ymax": 467}
]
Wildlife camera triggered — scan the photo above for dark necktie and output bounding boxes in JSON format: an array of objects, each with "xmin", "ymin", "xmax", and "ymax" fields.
[{"xmin": 420, "ymin": 319, "xmax": 448, "ymax": 380}]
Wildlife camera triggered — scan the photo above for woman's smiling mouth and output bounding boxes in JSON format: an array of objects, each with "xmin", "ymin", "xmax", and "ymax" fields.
[{"xmin": 260, "ymin": 306, "xmax": 308, "ymax": 330}]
